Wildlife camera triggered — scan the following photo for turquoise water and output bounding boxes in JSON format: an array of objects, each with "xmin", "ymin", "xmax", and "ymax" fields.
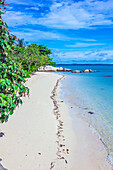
[{"xmin": 57, "ymin": 64, "xmax": 113, "ymax": 163}]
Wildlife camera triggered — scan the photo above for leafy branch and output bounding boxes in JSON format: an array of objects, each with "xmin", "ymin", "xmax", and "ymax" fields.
[{"xmin": 0, "ymin": 0, "xmax": 29, "ymax": 123}]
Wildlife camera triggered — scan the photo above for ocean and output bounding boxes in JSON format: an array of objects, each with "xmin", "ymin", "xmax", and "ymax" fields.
[{"xmin": 56, "ymin": 64, "xmax": 113, "ymax": 164}]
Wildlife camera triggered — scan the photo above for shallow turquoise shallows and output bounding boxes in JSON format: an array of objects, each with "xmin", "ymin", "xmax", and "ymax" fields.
[{"xmin": 57, "ymin": 64, "xmax": 113, "ymax": 164}]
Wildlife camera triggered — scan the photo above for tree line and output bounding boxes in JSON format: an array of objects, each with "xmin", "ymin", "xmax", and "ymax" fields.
[
  {"xmin": 9, "ymin": 39, "xmax": 55, "ymax": 75},
  {"xmin": 0, "ymin": 0, "xmax": 55, "ymax": 123}
]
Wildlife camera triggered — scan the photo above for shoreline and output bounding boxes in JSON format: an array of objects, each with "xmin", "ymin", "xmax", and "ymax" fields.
[
  {"xmin": 89, "ymin": 124, "xmax": 113, "ymax": 165},
  {"xmin": 51, "ymin": 72, "xmax": 113, "ymax": 169},
  {"xmin": 0, "ymin": 72, "xmax": 112, "ymax": 169},
  {"xmin": 59, "ymin": 74, "xmax": 113, "ymax": 169}
]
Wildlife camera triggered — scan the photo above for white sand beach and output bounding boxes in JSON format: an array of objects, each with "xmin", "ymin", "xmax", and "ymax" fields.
[{"xmin": 0, "ymin": 72, "xmax": 112, "ymax": 170}]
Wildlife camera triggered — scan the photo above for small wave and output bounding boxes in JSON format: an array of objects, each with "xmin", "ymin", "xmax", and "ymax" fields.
[
  {"xmin": 89, "ymin": 124, "xmax": 103, "ymax": 141},
  {"xmin": 107, "ymin": 155, "xmax": 113, "ymax": 166},
  {"xmin": 89, "ymin": 125, "xmax": 113, "ymax": 166}
]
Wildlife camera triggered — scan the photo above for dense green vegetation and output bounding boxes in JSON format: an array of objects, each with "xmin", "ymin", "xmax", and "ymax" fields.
[
  {"xmin": 0, "ymin": 0, "xmax": 55, "ymax": 123},
  {"xmin": 10, "ymin": 42, "xmax": 55, "ymax": 74}
]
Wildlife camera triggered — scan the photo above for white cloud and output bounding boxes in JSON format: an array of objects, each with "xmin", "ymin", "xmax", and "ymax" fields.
[
  {"xmin": 26, "ymin": 7, "xmax": 39, "ymax": 11},
  {"xmin": 6, "ymin": 6, "xmax": 13, "ymax": 10},
  {"xmin": 12, "ymin": 29, "xmax": 67, "ymax": 41},
  {"xmin": 3, "ymin": 11, "xmax": 101, "ymax": 42},
  {"xmin": 52, "ymin": 48, "xmax": 113, "ymax": 63},
  {"xmin": 36, "ymin": 0, "xmax": 113, "ymax": 29},
  {"xmin": 6, "ymin": 0, "xmax": 28, "ymax": 5},
  {"xmin": 66, "ymin": 42, "xmax": 105, "ymax": 47},
  {"xmin": 85, "ymin": 0, "xmax": 113, "ymax": 12},
  {"xmin": 6, "ymin": 0, "xmax": 43, "ymax": 7},
  {"xmin": 31, "ymin": 7, "xmax": 39, "ymax": 10},
  {"xmin": 80, "ymin": 38, "xmax": 96, "ymax": 42},
  {"xmin": 3, "ymin": 0, "xmax": 113, "ymax": 30},
  {"xmin": 3, "ymin": 11, "xmax": 36, "ymax": 26},
  {"xmin": 50, "ymin": 2, "xmax": 63, "ymax": 10}
]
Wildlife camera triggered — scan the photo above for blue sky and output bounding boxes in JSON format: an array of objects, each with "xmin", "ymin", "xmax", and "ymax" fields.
[{"xmin": 3, "ymin": 0, "xmax": 113, "ymax": 64}]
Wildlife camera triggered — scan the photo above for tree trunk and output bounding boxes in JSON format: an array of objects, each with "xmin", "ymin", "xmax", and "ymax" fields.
[{"xmin": 28, "ymin": 63, "xmax": 31, "ymax": 72}]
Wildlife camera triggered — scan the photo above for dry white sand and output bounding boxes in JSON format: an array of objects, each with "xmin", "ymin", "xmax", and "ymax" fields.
[{"xmin": 0, "ymin": 72, "xmax": 112, "ymax": 170}]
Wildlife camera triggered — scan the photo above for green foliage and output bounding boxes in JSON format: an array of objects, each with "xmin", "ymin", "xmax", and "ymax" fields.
[
  {"xmin": 0, "ymin": 0, "xmax": 29, "ymax": 123},
  {"xmin": 0, "ymin": 60, "xmax": 29, "ymax": 123},
  {"xmin": 11, "ymin": 44, "xmax": 56, "ymax": 73},
  {"xmin": 0, "ymin": 18, "xmax": 16, "ymax": 60}
]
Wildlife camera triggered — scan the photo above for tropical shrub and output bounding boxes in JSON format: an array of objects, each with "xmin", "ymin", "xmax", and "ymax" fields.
[
  {"xmin": 0, "ymin": 60, "xmax": 29, "ymax": 123},
  {"xmin": 0, "ymin": 0, "xmax": 29, "ymax": 123},
  {"xmin": 12, "ymin": 44, "xmax": 56, "ymax": 73}
]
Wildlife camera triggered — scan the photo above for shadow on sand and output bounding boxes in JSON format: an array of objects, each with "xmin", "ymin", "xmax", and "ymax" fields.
[
  {"xmin": 0, "ymin": 132, "xmax": 7, "ymax": 170},
  {"xmin": 0, "ymin": 159, "xmax": 7, "ymax": 170},
  {"xmin": 0, "ymin": 132, "xmax": 4, "ymax": 138}
]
